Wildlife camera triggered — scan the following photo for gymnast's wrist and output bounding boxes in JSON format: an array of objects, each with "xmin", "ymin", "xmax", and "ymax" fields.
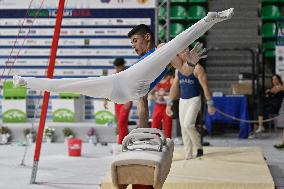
[
  {"xmin": 187, "ymin": 61, "xmax": 197, "ymax": 68},
  {"xmin": 166, "ymin": 98, "xmax": 173, "ymax": 106},
  {"xmin": 206, "ymin": 99, "xmax": 214, "ymax": 107}
]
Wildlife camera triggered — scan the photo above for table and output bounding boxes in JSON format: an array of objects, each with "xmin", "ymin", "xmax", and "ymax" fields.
[{"xmin": 205, "ymin": 96, "xmax": 251, "ymax": 138}]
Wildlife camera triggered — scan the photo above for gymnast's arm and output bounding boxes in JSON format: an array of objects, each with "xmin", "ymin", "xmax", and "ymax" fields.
[
  {"xmin": 171, "ymin": 55, "xmax": 195, "ymax": 76},
  {"xmin": 195, "ymin": 65, "xmax": 216, "ymax": 115},
  {"xmin": 169, "ymin": 70, "xmax": 180, "ymax": 100},
  {"xmin": 166, "ymin": 70, "xmax": 180, "ymax": 116},
  {"xmin": 177, "ymin": 42, "xmax": 207, "ymax": 76}
]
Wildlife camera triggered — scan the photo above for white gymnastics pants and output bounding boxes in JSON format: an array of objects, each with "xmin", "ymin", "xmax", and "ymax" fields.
[
  {"xmin": 179, "ymin": 96, "xmax": 202, "ymax": 159},
  {"xmin": 18, "ymin": 9, "xmax": 234, "ymax": 104}
]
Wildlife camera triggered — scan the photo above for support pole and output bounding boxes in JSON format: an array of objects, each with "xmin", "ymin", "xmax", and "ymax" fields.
[{"xmin": 30, "ymin": 0, "xmax": 65, "ymax": 184}]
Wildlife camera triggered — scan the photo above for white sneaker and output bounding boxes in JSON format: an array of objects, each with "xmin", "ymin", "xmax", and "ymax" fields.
[
  {"xmin": 248, "ymin": 134, "xmax": 255, "ymax": 139},
  {"xmin": 255, "ymin": 127, "xmax": 265, "ymax": 133},
  {"xmin": 13, "ymin": 75, "xmax": 27, "ymax": 88}
]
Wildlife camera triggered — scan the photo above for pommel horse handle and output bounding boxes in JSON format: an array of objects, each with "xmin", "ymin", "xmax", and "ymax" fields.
[
  {"xmin": 129, "ymin": 128, "xmax": 167, "ymax": 145},
  {"xmin": 122, "ymin": 133, "xmax": 163, "ymax": 152}
]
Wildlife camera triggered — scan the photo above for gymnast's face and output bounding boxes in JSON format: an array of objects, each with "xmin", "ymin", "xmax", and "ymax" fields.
[{"xmin": 130, "ymin": 33, "xmax": 152, "ymax": 56}]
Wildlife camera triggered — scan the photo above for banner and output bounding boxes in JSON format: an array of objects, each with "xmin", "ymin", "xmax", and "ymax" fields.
[
  {"xmin": 94, "ymin": 100, "xmax": 116, "ymax": 125},
  {"xmin": 0, "ymin": 3, "xmax": 156, "ymax": 79},
  {"xmin": 276, "ymin": 46, "xmax": 284, "ymax": 79},
  {"xmin": 276, "ymin": 20, "xmax": 284, "ymax": 79},
  {"xmin": 0, "ymin": 0, "xmax": 155, "ymax": 9},
  {"xmin": 0, "ymin": 58, "xmax": 136, "ymax": 66},
  {"xmin": 2, "ymin": 100, "xmax": 27, "ymax": 123},
  {"xmin": 0, "ymin": 18, "xmax": 150, "ymax": 26},
  {"xmin": 0, "ymin": 1, "xmax": 156, "ymax": 122}
]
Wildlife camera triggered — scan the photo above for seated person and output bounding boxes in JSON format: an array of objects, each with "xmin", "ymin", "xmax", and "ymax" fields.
[{"xmin": 255, "ymin": 74, "xmax": 284, "ymax": 133}]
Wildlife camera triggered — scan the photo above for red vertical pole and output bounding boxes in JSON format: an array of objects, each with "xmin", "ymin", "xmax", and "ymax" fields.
[{"xmin": 30, "ymin": 0, "xmax": 65, "ymax": 184}]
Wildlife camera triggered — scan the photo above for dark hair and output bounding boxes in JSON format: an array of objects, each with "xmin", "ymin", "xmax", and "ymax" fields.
[
  {"xmin": 166, "ymin": 67, "xmax": 175, "ymax": 77},
  {"xmin": 113, "ymin": 58, "xmax": 125, "ymax": 66},
  {"xmin": 272, "ymin": 74, "xmax": 283, "ymax": 85},
  {"xmin": 127, "ymin": 24, "xmax": 154, "ymax": 43}
]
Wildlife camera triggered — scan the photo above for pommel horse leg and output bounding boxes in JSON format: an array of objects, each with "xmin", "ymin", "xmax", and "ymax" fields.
[{"xmin": 111, "ymin": 128, "xmax": 174, "ymax": 189}]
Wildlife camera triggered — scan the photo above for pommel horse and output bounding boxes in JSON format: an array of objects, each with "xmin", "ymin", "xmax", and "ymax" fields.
[{"xmin": 111, "ymin": 128, "xmax": 174, "ymax": 189}]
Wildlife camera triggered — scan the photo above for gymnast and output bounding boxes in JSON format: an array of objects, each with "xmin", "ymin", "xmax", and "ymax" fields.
[{"xmin": 13, "ymin": 8, "xmax": 234, "ymax": 104}]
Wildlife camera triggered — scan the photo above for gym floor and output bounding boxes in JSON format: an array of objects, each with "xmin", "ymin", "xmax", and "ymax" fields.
[{"xmin": 0, "ymin": 132, "xmax": 283, "ymax": 189}]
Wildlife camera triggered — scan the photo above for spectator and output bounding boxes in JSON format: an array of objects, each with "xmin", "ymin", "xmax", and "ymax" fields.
[
  {"xmin": 254, "ymin": 74, "xmax": 284, "ymax": 134},
  {"xmin": 148, "ymin": 71, "xmax": 174, "ymax": 138},
  {"xmin": 166, "ymin": 46, "xmax": 215, "ymax": 159}
]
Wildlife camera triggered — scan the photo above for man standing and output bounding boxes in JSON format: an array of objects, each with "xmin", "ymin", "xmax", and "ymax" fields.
[
  {"xmin": 166, "ymin": 46, "xmax": 215, "ymax": 159},
  {"xmin": 104, "ymin": 58, "xmax": 132, "ymax": 144},
  {"xmin": 148, "ymin": 72, "xmax": 173, "ymax": 138}
]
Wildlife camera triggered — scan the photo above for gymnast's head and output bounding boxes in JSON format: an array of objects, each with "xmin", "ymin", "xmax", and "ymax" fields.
[
  {"xmin": 128, "ymin": 24, "xmax": 155, "ymax": 56},
  {"xmin": 113, "ymin": 58, "xmax": 126, "ymax": 73}
]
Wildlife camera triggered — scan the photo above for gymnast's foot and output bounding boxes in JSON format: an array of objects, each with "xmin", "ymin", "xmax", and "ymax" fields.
[
  {"xmin": 13, "ymin": 75, "xmax": 27, "ymax": 88},
  {"xmin": 204, "ymin": 8, "xmax": 234, "ymax": 23}
]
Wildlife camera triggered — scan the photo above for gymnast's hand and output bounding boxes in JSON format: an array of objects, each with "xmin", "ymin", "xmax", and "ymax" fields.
[
  {"xmin": 207, "ymin": 106, "xmax": 216, "ymax": 115},
  {"xmin": 186, "ymin": 42, "xmax": 207, "ymax": 65},
  {"xmin": 166, "ymin": 105, "xmax": 173, "ymax": 116}
]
